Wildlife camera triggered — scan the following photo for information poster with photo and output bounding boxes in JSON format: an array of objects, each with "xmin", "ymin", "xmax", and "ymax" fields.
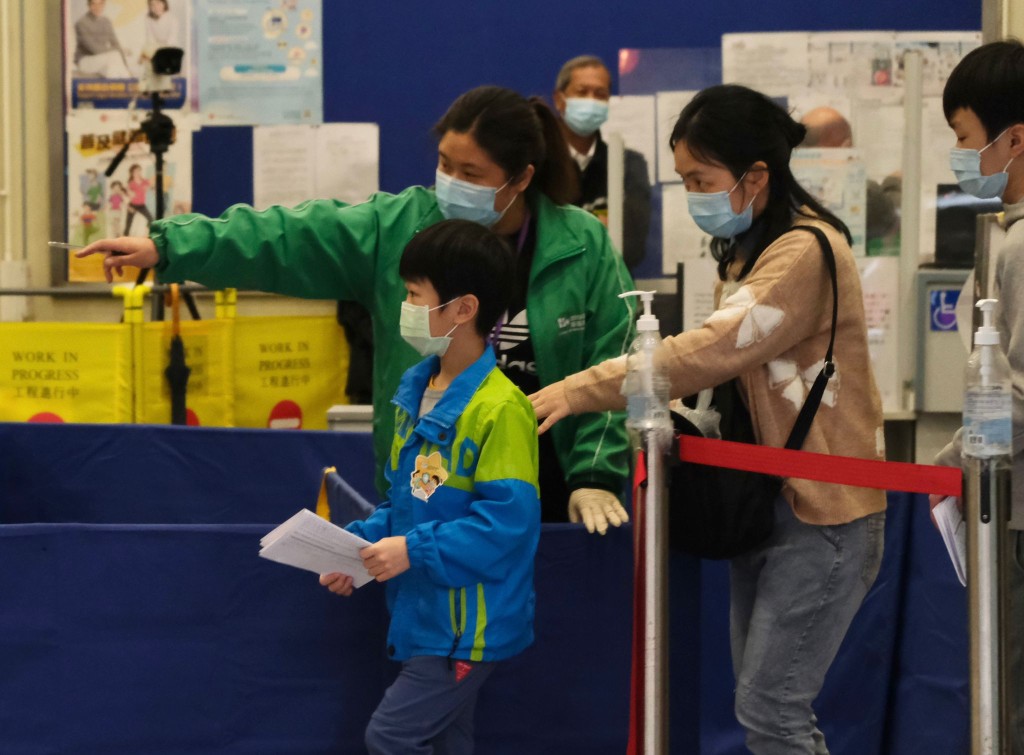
[
  {"xmin": 195, "ymin": 0, "xmax": 323, "ymax": 125},
  {"xmin": 65, "ymin": 110, "xmax": 194, "ymax": 282},
  {"xmin": 63, "ymin": 0, "xmax": 190, "ymax": 110}
]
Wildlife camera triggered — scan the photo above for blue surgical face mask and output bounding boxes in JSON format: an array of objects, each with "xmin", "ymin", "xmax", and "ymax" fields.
[
  {"xmin": 563, "ymin": 97, "xmax": 609, "ymax": 137},
  {"xmin": 400, "ymin": 298, "xmax": 459, "ymax": 357},
  {"xmin": 950, "ymin": 128, "xmax": 1015, "ymax": 199},
  {"xmin": 435, "ymin": 170, "xmax": 515, "ymax": 227},
  {"xmin": 686, "ymin": 173, "xmax": 758, "ymax": 239}
]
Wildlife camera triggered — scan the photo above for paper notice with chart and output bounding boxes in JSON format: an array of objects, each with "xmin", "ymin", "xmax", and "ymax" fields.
[{"xmin": 259, "ymin": 508, "xmax": 374, "ymax": 587}]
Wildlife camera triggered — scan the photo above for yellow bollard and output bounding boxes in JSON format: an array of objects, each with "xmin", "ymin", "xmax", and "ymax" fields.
[{"xmin": 113, "ymin": 284, "xmax": 150, "ymax": 422}]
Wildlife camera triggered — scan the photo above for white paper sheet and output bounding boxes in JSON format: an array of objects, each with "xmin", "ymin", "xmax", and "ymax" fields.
[
  {"xmin": 654, "ymin": 91, "xmax": 697, "ymax": 185},
  {"xmin": 254, "ymin": 123, "xmax": 379, "ymax": 210},
  {"xmin": 606, "ymin": 95, "xmax": 657, "ymax": 185},
  {"xmin": 259, "ymin": 508, "xmax": 374, "ymax": 587},
  {"xmin": 857, "ymin": 256, "xmax": 901, "ymax": 412},
  {"xmin": 791, "ymin": 147, "xmax": 868, "ymax": 256},
  {"xmin": 933, "ymin": 495, "xmax": 966, "ymax": 586},
  {"xmin": 722, "ymin": 32, "xmax": 810, "ymax": 97}
]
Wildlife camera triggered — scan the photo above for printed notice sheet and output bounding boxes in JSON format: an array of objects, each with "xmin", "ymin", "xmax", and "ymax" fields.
[
  {"xmin": 253, "ymin": 123, "xmax": 379, "ymax": 209},
  {"xmin": 196, "ymin": 0, "xmax": 323, "ymax": 124},
  {"xmin": 260, "ymin": 508, "xmax": 374, "ymax": 587}
]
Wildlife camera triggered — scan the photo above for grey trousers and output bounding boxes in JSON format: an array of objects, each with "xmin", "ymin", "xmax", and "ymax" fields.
[
  {"xmin": 729, "ymin": 496, "xmax": 885, "ymax": 755},
  {"xmin": 365, "ymin": 655, "xmax": 496, "ymax": 755}
]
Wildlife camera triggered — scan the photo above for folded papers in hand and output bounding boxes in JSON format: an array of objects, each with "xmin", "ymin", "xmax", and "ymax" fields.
[
  {"xmin": 259, "ymin": 508, "xmax": 374, "ymax": 588},
  {"xmin": 933, "ymin": 495, "xmax": 966, "ymax": 587}
]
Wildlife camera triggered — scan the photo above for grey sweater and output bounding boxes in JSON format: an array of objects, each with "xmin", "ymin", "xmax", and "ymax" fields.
[{"xmin": 936, "ymin": 197, "xmax": 1024, "ymax": 528}]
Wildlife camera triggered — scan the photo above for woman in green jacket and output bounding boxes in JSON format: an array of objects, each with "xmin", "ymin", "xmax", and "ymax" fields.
[{"xmin": 79, "ymin": 85, "xmax": 636, "ymax": 535}]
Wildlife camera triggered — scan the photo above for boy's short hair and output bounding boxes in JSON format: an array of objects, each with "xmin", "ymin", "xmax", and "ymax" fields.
[
  {"xmin": 943, "ymin": 39, "xmax": 1024, "ymax": 139},
  {"xmin": 399, "ymin": 219, "xmax": 515, "ymax": 337}
]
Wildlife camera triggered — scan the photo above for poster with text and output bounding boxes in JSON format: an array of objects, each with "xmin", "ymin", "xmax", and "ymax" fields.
[
  {"xmin": 64, "ymin": 0, "xmax": 189, "ymax": 110},
  {"xmin": 253, "ymin": 123, "xmax": 379, "ymax": 209},
  {"xmin": 65, "ymin": 110, "xmax": 194, "ymax": 282},
  {"xmin": 196, "ymin": 0, "xmax": 323, "ymax": 125}
]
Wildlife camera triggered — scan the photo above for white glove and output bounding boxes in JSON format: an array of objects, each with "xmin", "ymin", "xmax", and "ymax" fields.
[{"xmin": 568, "ymin": 488, "xmax": 629, "ymax": 536}]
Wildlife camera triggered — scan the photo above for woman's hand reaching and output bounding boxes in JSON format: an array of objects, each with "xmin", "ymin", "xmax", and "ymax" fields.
[
  {"xmin": 528, "ymin": 380, "xmax": 573, "ymax": 435},
  {"xmin": 76, "ymin": 237, "xmax": 159, "ymax": 283}
]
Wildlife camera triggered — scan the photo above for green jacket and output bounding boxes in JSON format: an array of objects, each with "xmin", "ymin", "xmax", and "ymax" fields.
[{"xmin": 150, "ymin": 187, "xmax": 636, "ymax": 496}]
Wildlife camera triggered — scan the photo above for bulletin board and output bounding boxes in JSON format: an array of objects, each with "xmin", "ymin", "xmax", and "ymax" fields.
[{"xmin": 190, "ymin": 0, "xmax": 980, "ymax": 215}]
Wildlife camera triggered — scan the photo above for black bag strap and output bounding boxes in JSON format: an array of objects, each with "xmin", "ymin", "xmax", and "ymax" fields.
[{"xmin": 782, "ymin": 225, "xmax": 838, "ymax": 451}]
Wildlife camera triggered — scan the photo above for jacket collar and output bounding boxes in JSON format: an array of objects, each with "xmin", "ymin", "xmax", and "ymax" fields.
[
  {"xmin": 392, "ymin": 348, "xmax": 497, "ymax": 443},
  {"xmin": 1005, "ymin": 195, "xmax": 1024, "ymax": 228}
]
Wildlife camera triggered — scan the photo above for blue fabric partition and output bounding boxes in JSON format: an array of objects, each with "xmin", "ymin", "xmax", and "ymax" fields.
[{"xmin": 0, "ymin": 423, "xmax": 967, "ymax": 753}]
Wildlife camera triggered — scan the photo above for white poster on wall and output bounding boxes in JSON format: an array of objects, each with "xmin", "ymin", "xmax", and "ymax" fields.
[
  {"xmin": 655, "ymin": 91, "xmax": 697, "ymax": 184},
  {"xmin": 721, "ymin": 32, "xmax": 810, "ymax": 97},
  {"xmin": 606, "ymin": 95, "xmax": 657, "ymax": 186},
  {"xmin": 858, "ymin": 256, "xmax": 901, "ymax": 412},
  {"xmin": 253, "ymin": 123, "xmax": 379, "ymax": 210}
]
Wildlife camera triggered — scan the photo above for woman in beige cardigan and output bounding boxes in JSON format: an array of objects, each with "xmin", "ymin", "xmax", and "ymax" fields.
[{"xmin": 531, "ymin": 84, "xmax": 886, "ymax": 755}]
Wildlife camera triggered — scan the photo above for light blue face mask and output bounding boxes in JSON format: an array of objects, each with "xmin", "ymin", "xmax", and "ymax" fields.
[
  {"xmin": 435, "ymin": 170, "xmax": 515, "ymax": 227},
  {"xmin": 400, "ymin": 298, "xmax": 459, "ymax": 357},
  {"xmin": 686, "ymin": 173, "xmax": 757, "ymax": 239},
  {"xmin": 950, "ymin": 128, "xmax": 1015, "ymax": 199},
  {"xmin": 563, "ymin": 97, "xmax": 609, "ymax": 137}
]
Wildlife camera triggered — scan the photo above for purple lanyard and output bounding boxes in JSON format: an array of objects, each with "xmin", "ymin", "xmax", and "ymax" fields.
[{"xmin": 490, "ymin": 209, "xmax": 531, "ymax": 348}]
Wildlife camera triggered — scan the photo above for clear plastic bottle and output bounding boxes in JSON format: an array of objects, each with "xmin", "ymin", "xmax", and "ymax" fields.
[
  {"xmin": 962, "ymin": 299, "xmax": 1013, "ymax": 525},
  {"xmin": 963, "ymin": 298, "xmax": 1012, "ymax": 459},
  {"xmin": 619, "ymin": 290, "xmax": 672, "ymax": 445}
]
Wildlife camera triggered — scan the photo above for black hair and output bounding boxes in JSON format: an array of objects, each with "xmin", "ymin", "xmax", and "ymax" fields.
[
  {"xmin": 669, "ymin": 84, "xmax": 851, "ymax": 280},
  {"xmin": 943, "ymin": 39, "xmax": 1024, "ymax": 141},
  {"xmin": 399, "ymin": 219, "xmax": 514, "ymax": 337},
  {"xmin": 433, "ymin": 85, "xmax": 579, "ymax": 206}
]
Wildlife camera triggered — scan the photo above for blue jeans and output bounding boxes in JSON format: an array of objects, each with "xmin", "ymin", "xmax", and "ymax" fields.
[
  {"xmin": 729, "ymin": 496, "xmax": 885, "ymax": 754},
  {"xmin": 365, "ymin": 655, "xmax": 496, "ymax": 755}
]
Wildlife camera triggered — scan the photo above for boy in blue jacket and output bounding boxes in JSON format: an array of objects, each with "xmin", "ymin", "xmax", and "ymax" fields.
[{"xmin": 320, "ymin": 219, "xmax": 541, "ymax": 755}]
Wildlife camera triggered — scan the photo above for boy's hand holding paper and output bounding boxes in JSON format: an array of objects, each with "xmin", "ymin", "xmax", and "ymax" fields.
[{"xmin": 259, "ymin": 508, "xmax": 374, "ymax": 588}]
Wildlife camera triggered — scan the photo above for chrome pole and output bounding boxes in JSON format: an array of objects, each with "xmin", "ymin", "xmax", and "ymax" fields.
[
  {"xmin": 969, "ymin": 213, "xmax": 1012, "ymax": 754},
  {"xmin": 965, "ymin": 455, "xmax": 1010, "ymax": 754},
  {"xmin": 641, "ymin": 426, "xmax": 669, "ymax": 754}
]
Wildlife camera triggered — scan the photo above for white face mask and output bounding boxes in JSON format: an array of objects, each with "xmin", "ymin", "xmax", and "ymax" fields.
[{"xmin": 400, "ymin": 298, "xmax": 459, "ymax": 356}]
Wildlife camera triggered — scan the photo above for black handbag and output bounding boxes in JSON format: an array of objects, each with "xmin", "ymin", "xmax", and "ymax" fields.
[{"xmin": 666, "ymin": 226, "xmax": 839, "ymax": 559}]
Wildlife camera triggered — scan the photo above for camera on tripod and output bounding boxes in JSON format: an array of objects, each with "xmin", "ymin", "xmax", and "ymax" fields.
[{"xmin": 140, "ymin": 47, "xmax": 184, "ymax": 96}]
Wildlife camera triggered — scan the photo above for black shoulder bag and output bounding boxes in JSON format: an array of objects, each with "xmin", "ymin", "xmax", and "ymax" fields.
[{"xmin": 667, "ymin": 226, "xmax": 839, "ymax": 559}]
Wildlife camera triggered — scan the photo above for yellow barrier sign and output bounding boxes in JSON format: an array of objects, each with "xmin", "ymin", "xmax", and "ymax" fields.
[
  {"xmin": 0, "ymin": 323, "xmax": 131, "ymax": 423},
  {"xmin": 136, "ymin": 319, "xmax": 234, "ymax": 427},
  {"xmin": 233, "ymin": 316, "xmax": 348, "ymax": 430}
]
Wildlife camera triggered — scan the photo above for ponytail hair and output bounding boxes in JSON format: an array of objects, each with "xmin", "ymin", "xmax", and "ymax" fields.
[
  {"xmin": 669, "ymin": 84, "xmax": 851, "ymax": 279},
  {"xmin": 433, "ymin": 86, "xmax": 579, "ymax": 206}
]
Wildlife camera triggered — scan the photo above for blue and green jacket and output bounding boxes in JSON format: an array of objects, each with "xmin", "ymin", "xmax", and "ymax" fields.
[{"xmin": 346, "ymin": 348, "xmax": 540, "ymax": 662}]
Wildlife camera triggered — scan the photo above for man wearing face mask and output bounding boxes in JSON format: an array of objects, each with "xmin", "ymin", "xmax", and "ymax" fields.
[
  {"xmin": 932, "ymin": 39, "xmax": 1024, "ymax": 755},
  {"xmin": 553, "ymin": 55, "xmax": 652, "ymax": 271}
]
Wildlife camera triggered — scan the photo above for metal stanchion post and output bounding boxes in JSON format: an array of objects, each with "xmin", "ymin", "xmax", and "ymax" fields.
[
  {"xmin": 965, "ymin": 455, "xmax": 1010, "ymax": 754},
  {"xmin": 968, "ymin": 214, "xmax": 1013, "ymax": 754},
  {"xmin": 640, "ymin": 427, "xmax": 670, "ymax": 755}
]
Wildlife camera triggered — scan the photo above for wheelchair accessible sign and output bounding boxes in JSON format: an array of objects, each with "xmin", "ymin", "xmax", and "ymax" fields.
[{"xmin": 929, "ymin": 289, "xmax": 960, "ymax": 332}]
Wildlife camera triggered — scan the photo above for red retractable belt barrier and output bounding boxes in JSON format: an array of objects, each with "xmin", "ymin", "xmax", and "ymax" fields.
[{"xmin": 627, "ymin": 438, "xmax": 962, "ymax": 754}]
